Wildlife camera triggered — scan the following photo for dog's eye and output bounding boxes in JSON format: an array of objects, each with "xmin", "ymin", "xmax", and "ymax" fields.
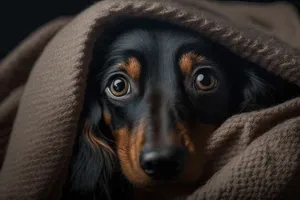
[
  {"xmin": 194, "ymin": 67, "xmax": 218, "ymax": 91},
  {"xmin": 108, "ymin": 76, "xmax": 131, "ymax": 97}
]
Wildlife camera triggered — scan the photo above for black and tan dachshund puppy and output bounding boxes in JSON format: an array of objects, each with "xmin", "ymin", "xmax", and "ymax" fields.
[{"xmin": 65, "ymin": 19, "xmax": 300, "ymax": 200}]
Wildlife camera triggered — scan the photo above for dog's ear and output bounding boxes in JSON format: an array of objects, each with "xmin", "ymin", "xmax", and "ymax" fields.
[
  {"xmin": 70, "ymin": 100, "xmax": 117, "ymax": 200},
  {"xmin": 241, "ymin": 67, "xmax": 300, "ymax": 111},
  {"xmin": 239, "ymin": 67, "xmax": 273, "ymax": 111}
]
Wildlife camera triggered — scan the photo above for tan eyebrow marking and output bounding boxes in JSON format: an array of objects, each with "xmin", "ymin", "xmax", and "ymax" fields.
[
  {"xmin": 179, "ymin": 52, "xmax": 205, "ymax": 74},
  {"xmin": 117, "ymin": 57, "xmax": 141, "ymax": 80}
]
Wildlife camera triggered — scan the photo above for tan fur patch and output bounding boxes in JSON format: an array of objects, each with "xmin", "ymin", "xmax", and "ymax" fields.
[
  {"xmin": 118, "ymin": 57, "xmax": 141, "ymax": 80},
  {"xmin": 176, "ymin": 122, "xmax": 195, "ymax": 152},
  {"xmin": 115, "ymin": 127, "xmax": 131, "ymax": 168},
  {"xmin": 134, "ymin": 120, "xmax": 146, "ymax": 166},
  {"xmin": 114, "ymin": 121, "xmax": 151, "ymax": 186},
  {"xmin": 179, "ymin": 52, "xmax": 205, "ymax": 74},
  {"xmin": 103, "ymin": 112, "xmax": 111, "ymax": 126},
  {"xmin": 178, "ymin": 122, "xmax": 218, "ymax": 183}
]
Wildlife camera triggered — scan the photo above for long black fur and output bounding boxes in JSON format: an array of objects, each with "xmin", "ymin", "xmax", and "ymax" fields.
[{"xmin": 61, "ymin": 75, "xmax": 133, "ymax": 200}]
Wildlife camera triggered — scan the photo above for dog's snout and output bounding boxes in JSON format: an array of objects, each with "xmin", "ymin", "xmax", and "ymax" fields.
[{"xmin": 139, "ymin": 146, "xmax": 187, "ymax": 180}]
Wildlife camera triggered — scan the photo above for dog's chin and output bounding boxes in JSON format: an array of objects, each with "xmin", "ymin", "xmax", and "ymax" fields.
[
  {"xmin": 131, "ymin": 176, "xmax": 200, "ymax": 188},
  {"xmin": 131, "ymin": 178, "xmax": 200, "ymax": 199},
  {"xmin": 118, "ymin": 153, "xmax": 204, "ymax": 187},
  {"xmin": 121, "ymin": 164, "xmax": 202, "ymax": 198}
]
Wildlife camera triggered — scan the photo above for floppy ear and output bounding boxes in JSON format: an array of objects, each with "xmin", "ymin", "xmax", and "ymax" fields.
[
  {"xmin": 69, "ymin": 100, "xmax": 117, "ymax": 200},
  {"xmin": 239, "ymin": 67, "xmax": 274, "ymax": 111},
  {"xmin": 240, "ymin": 67, "xmax": 300, "ymax": 112}
]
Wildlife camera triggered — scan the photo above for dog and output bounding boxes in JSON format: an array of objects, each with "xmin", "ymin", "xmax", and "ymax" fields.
[{"xmin": 63, "ymin": 18, "xmax": 300, "ymax": 200}]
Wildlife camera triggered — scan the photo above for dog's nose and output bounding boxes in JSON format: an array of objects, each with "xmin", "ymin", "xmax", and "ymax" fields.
[{"xmin": 139, "ymin": 146, "xmax": 187, "ymax": 180}]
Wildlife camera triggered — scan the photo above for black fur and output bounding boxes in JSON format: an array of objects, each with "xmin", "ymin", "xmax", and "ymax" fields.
[
  {"xmin": 62, "ymin": 18, "xmax": 300, "ymax": 200},
  {"xmin": 61, "ymin": 79, "xmax": 133, "ymax": 200}
]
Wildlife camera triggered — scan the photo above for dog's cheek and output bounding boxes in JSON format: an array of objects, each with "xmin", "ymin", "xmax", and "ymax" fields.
[
  {"xmin": 180, "ymin": 123, "xmax": 217, "ymax": 182},
  {"xmin": 115, "ymin": 126, "xmax": 152, "ymax": 186},
  {"xmin": 115, "ymin": 127, "xmax": 130, "ymax": 166}
]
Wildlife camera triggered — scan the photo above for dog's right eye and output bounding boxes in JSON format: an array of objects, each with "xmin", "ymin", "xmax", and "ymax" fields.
[{"xmin": 106, "ymin": 76, "xmax": 131, "ymax": 98}]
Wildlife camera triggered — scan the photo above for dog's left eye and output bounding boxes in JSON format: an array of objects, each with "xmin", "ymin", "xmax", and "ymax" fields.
[
  {"xmin": 106, "ymin": 76, "xmax": 131, "ymax": 98},
  {"xmin": 193, "ymin": 67, "xmax": 218, "ymax": 91}
]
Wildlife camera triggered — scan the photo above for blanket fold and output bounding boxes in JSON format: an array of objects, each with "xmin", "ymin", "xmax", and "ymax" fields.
[{"xmin": 0, "ymin": 0, "xmax": 299, "ymax": 199}]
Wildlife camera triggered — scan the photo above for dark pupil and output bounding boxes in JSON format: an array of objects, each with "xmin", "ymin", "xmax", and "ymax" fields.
[
  {"xmin": 197, "ymin": 73, "xmax": 211, "ymax": 86},
  {"xmin": 113, "ymin": 79, "xmax": 125, "ymax": 92}
]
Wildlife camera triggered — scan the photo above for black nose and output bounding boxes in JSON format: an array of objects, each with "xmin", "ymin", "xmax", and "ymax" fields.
[{"xmin": 139, "ymin": 146, "xmax": 187, "ymax": 180}]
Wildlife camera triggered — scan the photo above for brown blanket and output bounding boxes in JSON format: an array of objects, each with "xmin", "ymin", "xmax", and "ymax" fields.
[{"xmin": 1, "ymin": 0, "xmax": 300, "ymax": 199}]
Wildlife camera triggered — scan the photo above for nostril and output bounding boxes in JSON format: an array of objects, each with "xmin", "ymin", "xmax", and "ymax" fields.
[
  {"xmin": 141, "ymin": 151, "xmax": 160, "ymax": 175},
  {"xmin": 139, "ymin": 147, "xmax": 187, "ymax": 180},
  {"xmin": 143, "ymin": 162, "xmax": 155, "ymax": 174}
]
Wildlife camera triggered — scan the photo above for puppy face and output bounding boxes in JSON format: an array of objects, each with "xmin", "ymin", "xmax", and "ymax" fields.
[
  {"xmin": 70, "ymin": 19, "xmax": 300, "ymax": 200},
  {"xmin": 95, "ymin": 27, "xmax": 232, "ymax": 189}
]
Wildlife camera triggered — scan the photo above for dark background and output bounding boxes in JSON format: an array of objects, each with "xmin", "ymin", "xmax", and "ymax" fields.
[{"xmin": 0, "ymin": 0, "xmax": 299, "ymax": 60}]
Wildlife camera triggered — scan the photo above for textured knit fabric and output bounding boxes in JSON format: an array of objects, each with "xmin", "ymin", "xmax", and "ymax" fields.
[{"xmin": 0, "ymin": 0, "xmax": 300, "ymax": 199}]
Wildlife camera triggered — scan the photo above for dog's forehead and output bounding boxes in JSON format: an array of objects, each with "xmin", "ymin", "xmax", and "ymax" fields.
[
  {"xmin": 111, "ymin": 28, "xmax": 200, "ymax": 56},
  {"xmin": 109, "ymin": 28, "xmax": 203, "ymax": 81}
]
